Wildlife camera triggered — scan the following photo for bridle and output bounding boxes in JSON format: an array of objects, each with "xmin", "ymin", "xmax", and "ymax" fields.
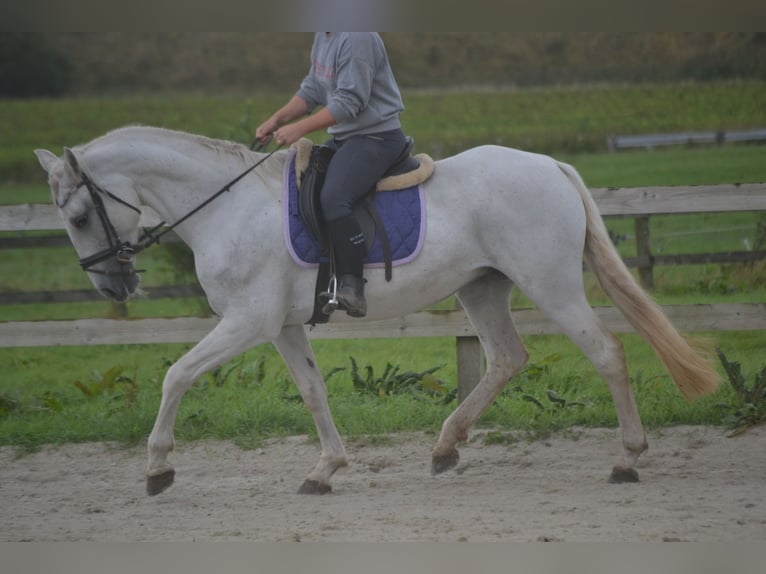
[
  {"xmin": 74, "ymin": 172, "xmax": 144, "ymax": 276},
  {"xmin": 72, "ymin": 141, "xmax": 281, "ymax": 277}
]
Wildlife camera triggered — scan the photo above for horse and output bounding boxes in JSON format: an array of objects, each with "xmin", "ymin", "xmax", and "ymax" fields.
[{"xmin": 35, "ymin": 126, "xmax": 720, "ymax": 495}]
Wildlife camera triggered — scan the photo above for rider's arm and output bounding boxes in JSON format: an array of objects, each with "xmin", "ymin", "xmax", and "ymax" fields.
[{"xmin": 255, "ymin": 95, "xmax": 311, "ymax": 142}]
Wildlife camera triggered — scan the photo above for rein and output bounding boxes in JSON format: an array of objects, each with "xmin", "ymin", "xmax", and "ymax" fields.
[{"xmin": 76, "ymin": 141, "xmax": 281, "ymax": 276}]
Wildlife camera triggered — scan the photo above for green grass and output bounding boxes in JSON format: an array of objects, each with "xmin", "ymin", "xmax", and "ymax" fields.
[
  {"xmin": 402, "ymin": 82, "xmax": 766, "ymax": 158},
  {"xmin": 2, "ymin": 331, "xmax": 764, "ymax": 452},
  {"xmin": 3, "ymin": 81, "xmax": 765, "ymax": 182},
  {"xmin": 563, "ymin": 145, "xmax": 766, "ymax": 188}
]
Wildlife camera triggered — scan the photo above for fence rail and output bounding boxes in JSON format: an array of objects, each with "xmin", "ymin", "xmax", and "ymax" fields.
[
  {"xmin": 2, "ymin": 304, "xmax": 764, "ymax": 349},
  {"xmin": 2, "ymin": 183, "xmax": 766, "ymax": 399},
  {"xmin": 608, "ymin": 128, "xmax": 766, "ymax": 151},
  {"xmin": 4, "ymin": 184, "xmax": 765, "ymax": 300},
  {"xmin": 4, "ymin": 184, "xmax": 764, "ymax": 228}
]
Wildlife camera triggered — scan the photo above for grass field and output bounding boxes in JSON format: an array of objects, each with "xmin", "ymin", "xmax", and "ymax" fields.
[
  {"xmin": 2, "ymin": 84, "xmax": 765, "ymax": 451},
  {"xmin": 2, "ymin": 81, "xmax": 765, "ymax": 181}
]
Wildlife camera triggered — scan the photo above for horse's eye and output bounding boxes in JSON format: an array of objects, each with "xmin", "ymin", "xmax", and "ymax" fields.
[{"xmin": 72, "ymin": 214, "xmax": 88, "ymax": 229}]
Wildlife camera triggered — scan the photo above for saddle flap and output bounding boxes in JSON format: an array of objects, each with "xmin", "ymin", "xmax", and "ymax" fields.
[{"xmin": 298, "ymin": 144, "xmax": 335, "ymax": 249}]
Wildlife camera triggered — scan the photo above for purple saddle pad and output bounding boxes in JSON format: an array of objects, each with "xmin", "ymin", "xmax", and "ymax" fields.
[{"xmin": 283, "ymin": 150, "xmax": 426, "ymax": 268}]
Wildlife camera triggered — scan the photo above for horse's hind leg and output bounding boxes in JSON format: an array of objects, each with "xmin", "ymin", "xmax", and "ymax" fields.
[
  {"xmin": 273, "ymin": 324, "xmax": 348, "ymax": 494},
  {"xmin": 432, "ymin": 273, "xmax": 529, "ymax": 474},
  {"xmin": 525, "ymin": 286, "xmax": 647, "ymax": 482}
]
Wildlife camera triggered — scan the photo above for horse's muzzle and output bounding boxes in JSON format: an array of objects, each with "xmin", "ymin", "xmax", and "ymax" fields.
[{"xmin": 92, "ymin": 263, "xmax": 140, "ymax": 302}]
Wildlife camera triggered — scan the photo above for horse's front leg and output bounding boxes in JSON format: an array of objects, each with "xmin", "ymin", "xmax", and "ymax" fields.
[
  {"xmin": 273, "ymin": 324, "xmax": 348, "ymax": 494},
  {"xmin": 146, "ymin": 317, "xmax": 268, "ymax": 495}
]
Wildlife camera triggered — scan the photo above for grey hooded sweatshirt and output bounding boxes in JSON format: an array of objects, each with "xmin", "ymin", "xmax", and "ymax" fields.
[{"xmin": 296, "ymin": 32, "xmax": 404, "ymax": 139}]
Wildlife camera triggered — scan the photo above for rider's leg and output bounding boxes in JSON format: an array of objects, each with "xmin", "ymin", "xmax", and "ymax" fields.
[
  {"xmin": 321, "ymin": 129, "xmax": 407, "ymax": 317},
  {"xmin": 327, "ymin": 214, "xmax": 367, "ymax": 317}
]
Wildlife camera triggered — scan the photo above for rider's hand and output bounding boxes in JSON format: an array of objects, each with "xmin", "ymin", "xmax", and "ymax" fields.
[
  {"xmin": 272, "ymin": 124, "xmax": 305, "ymax": 148},
  {"xmin": 255, "ymin": 118, "xmax": 279, "ymax": 145}
]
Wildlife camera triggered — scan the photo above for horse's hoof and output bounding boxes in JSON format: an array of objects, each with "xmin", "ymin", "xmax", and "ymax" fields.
[
  {"xmin": 146, "ymin": 469, "xmax": 176, "ymax": 495},
  {"xmin": 432, "ymin": 449, "xmax": 460, "ymax": 475},
  {"xmin": 298, "ymin": 479, "xmax": 332, "ymax": 495},
  {"xmin": 609, "ymin": 466, "xmax": 639, "ymax": 483}
]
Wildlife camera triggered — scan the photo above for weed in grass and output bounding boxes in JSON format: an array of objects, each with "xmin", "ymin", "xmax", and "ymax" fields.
[
  {"xmin": 348, "ymin": 356, "xmax": 454, "ymax": 402},
  {"xmin": 716, "ymin": 348, "xmax": 766, "ymax": 435},
  {"xmin": 0, "ymin": 392, "xmax": 20, "ymax": 416},
  {"xmin": 692, "ymin": 265, "xmax": 736, "ymax": 295},
  {"xmin": 629, "ymin": 370, "xmax": 667, "ymax": 394},
  {"xmin": 519, "ymin": 390, "xmax": 588, "ymax": 415},
  {"xmin": 72, "ymin": 365, "xmax": 139, "ymax": 408},
  {"xmin": 500, "ymin": 352, "xmax": 589, "ymax": 412},
  {"xmin": 204, "ymin": 358, "xmax": 244, "ymax": 388},
  {"xmin": 239, "ymin": 358, "xmax": 267, "ymax": 388}
]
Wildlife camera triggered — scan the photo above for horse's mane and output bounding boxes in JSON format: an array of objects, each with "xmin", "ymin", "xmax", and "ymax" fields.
[{"xmin": 83, "ymin": 125, "xmax": 285, "ymax": 174}]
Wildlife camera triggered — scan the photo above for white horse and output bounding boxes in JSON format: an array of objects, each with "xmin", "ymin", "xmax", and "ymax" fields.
[{"xmin": 35, "ymin": 126, "xmax": 719, "ymax": 495}]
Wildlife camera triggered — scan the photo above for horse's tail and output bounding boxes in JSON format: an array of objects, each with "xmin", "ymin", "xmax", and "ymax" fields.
[{"xmin": 556, "ymin": 161, "xmax": 720, "ymax": 400}]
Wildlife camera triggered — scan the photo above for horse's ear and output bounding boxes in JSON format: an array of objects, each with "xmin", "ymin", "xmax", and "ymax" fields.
[
  {"xmin": 64, "ymin": 147, "xmax": 83, "ymax": 178},
  {"xmin": 34, "ymin": 149, "xmax": 60, "ymax": 175}
]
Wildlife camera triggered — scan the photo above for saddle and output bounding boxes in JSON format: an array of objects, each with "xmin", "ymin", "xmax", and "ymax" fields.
[{"xmin": 292, "ymin": 137, "xmax": 434, "ymax": 324}]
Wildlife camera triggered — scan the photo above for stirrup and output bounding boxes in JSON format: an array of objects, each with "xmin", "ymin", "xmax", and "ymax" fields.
[{"xmin": 319, "ymin": 274, "xmax": 339, "ymax": 316}]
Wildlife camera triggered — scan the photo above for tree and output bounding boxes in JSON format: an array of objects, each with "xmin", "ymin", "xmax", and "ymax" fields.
[{"xmin": 0, "ymin": 33, "xmax": 72, "ymax": 98}]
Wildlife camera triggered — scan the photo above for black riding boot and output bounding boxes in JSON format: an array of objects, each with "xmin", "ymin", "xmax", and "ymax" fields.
[{"xmin": 328, "ymin": 215, "xmax": 367, "ymax": 317}]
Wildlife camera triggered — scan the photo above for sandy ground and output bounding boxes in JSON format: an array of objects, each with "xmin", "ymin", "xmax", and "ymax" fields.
[{"xmin": 1, "ymin": 425, "xmax": 764, "ymax": 542}]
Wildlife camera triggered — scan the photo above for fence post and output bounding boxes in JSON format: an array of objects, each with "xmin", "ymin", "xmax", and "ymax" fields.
[
  {"xmin": 635, "ymin": 216, "xmax": 654, "ymax": 290},
  {"xmin": 456, "ymin": 336, "xmax": 483, "ymax": 403},
  {"xmin": 454, "ymin": 299, "xmax": 484, "ymax": 403}
]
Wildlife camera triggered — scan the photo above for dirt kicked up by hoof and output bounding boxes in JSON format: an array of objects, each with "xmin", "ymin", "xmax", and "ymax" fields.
[
  {"xmin": 146, "ymin": 469, "xmax": 176, "ymax": 496},
  {"xmin": 297, "ymin": 479, "xmax": 332, "ymax": 495},
  {"xmin": 431, "ymin": 449, "xmax": 460, "ymax": 475},
  {"xmin": 609, "ymin": 466, "xmax": 640, "ymax": 484}
]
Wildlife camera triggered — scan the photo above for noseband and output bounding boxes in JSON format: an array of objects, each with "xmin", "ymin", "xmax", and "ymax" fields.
[{"xmin": 71, "ymin": 143, "xmax": 280, "ymax": 277}]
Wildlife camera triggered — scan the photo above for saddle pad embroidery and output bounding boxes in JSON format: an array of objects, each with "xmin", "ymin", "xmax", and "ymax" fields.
[{"xmin": 283, "ymin": 149, "xmax": 426, "ymax": 268}]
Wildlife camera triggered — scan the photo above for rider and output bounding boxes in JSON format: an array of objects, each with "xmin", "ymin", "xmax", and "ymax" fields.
[{"xmin": 255, "ymin": 32, "xmax": 408, "ymax": 318}]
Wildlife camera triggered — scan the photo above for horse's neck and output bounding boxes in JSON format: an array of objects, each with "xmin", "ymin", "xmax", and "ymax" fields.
[{"xmin": 89, "ymin": 129, "xmax": 282, "ymax": 241}]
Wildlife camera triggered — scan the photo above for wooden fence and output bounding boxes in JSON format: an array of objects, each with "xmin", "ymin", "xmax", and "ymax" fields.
[
  {"xmin": 2, "ymin": 183, "xmax": 766, "ymax": 399},
  {"xmin": 608, "ymin": 127, "xmax": 766, "ymax": 152}
]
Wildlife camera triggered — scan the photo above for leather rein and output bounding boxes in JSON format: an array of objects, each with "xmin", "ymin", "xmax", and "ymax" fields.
[{"xmin": 73, "ymin": 142, "xmax": 280, "ymax": 277}]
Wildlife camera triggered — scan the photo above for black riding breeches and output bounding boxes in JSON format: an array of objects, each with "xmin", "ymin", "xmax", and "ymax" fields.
[{"xmin": 320, "ymin": 128, "xmax": 408, "ymax": 222}]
